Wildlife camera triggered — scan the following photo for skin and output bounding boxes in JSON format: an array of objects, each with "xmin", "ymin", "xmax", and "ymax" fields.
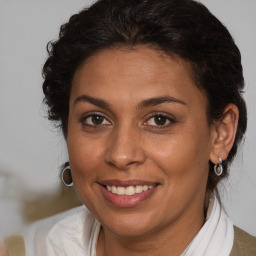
[{"xmin": 67, "ymin": 46, "xmax": 238, "ymax": 256}]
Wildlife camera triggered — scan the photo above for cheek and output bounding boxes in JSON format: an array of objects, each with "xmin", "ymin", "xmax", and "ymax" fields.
[
  {"xmin": 146, "ymin": 125, "xmax": 211, "ymax": 181},
  {"xmin": 67, "ymin": 130, "xmax": 103, "ymax": 185},
  {"xmin": 67, "ymin": 134, "xmax": 105, "ymax": 210}
]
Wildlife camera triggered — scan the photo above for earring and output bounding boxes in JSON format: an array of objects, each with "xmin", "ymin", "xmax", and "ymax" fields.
[
  {"xmin": 214, "ymin": 157, "xmax": 223, "ymax": 176},
  {"xmin": 61, "ymin": 165, "xmax": 73, "ymax": 187}
]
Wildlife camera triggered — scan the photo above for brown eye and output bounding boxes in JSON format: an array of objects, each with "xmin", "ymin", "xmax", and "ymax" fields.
[
  {"xmin": 91, "ymin": 115, "xmax": 104, "ymax": 125},
  {"xmin": 144, "ymin": 114, "xmax": 175, "ymax": 127},
  {"xmin": 154, "ymin": 115, "xmax": 168, "ymax": 126},
  {"xmin": 81, "ymin": 114, "xmax": 111, "ymax": 126}
]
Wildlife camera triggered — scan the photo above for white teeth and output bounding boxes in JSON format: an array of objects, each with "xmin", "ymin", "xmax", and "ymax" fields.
[
  {"xmin": 135, "ymin": 185, "xmax": 143, "ymax": 193},
  {"xmin": 106, "ymin": 185, "xmax": 154, "ymax": 196},
  {"xmin": 125, "ymin": 186, "xmax": 135, "ymax": 196},
  {"xmin": 143, "ymin": 185, "xmax": 148, "ymax": 191},
  {"xmin": 116, "ymin": 186, "xmax": 125, "ymax": 195},
  {"xmin": 112, "ymin": 186, "xmax": 117, "ymax": 194}
]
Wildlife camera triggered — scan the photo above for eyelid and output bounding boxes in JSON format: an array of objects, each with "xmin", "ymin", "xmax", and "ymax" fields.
[
  {"xmin": 79, "ymin": 111, "xmax": 112, "ymax": 126},
  {"xmin": 143, "ymin": 112, "xmax": 176, "ymax": 127}
]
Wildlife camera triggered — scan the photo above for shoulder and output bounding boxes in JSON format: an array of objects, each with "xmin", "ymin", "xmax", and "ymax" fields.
[
  {"xmin": 25, "ymin": 204, "xmax": 92, "ymax": 238},
  {"xmin": 26, "ymin": 205, "xmax": 95, "ymax": 255},
  {"xmin": 230, "ymin": 226, "xmax": 256, "ymax": 256},
  {"xmin": 6, "ymin": 205, "xmax": 95, "ymax": 256}
]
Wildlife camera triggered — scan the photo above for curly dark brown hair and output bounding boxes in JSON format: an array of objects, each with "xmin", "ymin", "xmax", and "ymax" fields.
[{"xmin": 42, "ymin": 0, "xmax": 247, "ymax": 192}]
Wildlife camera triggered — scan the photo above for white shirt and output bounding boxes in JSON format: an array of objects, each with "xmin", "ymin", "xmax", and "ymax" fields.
[{"xmin": 24, "ymin": 195, "xmax": 234, "ymax": 256}]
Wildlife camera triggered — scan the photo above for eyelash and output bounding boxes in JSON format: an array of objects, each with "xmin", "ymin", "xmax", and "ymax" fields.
[
  {"xmin": 143, "ymin": 112, "xmax": 176, "ymax": 128},
  {"xmin": 79, "ymin": 112, "xmax": 111, "ymax": 128},
  {"xmin": 79, "ymin": 112, "xmax": 176, "ymax": 129}
]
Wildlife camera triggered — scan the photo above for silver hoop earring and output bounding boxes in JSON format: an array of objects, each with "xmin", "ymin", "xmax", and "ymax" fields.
[
  {"xmin": 61, "ymin": 165, "xmax": 73, "ymax": 187},
  {"xmin": 214, "ymin": 157, "xmax": 223, "ymax": 176}
]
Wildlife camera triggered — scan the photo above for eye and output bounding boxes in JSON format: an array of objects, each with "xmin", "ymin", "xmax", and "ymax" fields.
[
  {"xmin": 81, "ymin": 113, "xmax": 111, "ymax": 126},
  {"xmin": 144, "ymin": 114, "xmax": 175, "ymax": 127}
]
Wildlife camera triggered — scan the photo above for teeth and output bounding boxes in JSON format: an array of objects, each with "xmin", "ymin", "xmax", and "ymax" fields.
[
  {"xmin": 106, "ymin": 185, "xmax": 154, "ymax": 196},
  {"xmin": 143, "ymin": 185, "xmax": 148, "ymax": 191},
  {"xmin": 112, "ymin": 186, "xmax": 117, "ymax": 194},
  {"xmin": 117, "ymin": 187, "xmax": 125, "ymax": 195},
  {"xmin": 125, "ymin": 186, "xmax": 135, "ymax": 195},
  {"xmin": 135, "ymin": 185, "xmax": 143, "ymax": 194}
]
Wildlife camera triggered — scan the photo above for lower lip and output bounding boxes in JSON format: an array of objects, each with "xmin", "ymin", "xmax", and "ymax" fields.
[{"xmin": 100, "ymin": 185, "xmax": 158, "ymax": 208}]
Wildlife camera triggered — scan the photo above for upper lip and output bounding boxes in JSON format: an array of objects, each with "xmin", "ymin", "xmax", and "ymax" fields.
[{"xmin": 99, "ymin": 179, "xmax": 159, "ymax": 187}]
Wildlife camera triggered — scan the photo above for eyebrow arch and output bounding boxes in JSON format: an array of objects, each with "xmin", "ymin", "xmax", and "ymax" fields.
[
  {"xmin": 73, "ymin": 95, "xmax": 186, "ymax": 110},
  {"xmin": 137, "ymin": 96, "xmax": 186, "ymax": 109},
  {"xmin": 73, "ymin": 95, "xmax": 110, "ymax": 109}
]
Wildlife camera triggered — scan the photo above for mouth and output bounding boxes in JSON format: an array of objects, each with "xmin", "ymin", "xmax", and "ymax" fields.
[
  {"xmin": 105, "ymin": 184, "xmax": 154, "ymax": 196},
  {"xmin": 98, "ymin": 180, "xmax": 160, "ymax": 207}
]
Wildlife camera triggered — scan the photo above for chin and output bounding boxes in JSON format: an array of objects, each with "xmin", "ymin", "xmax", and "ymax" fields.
[{"xmin": 98, "ymin": 209, "xmax": 164, "ymax": 238}]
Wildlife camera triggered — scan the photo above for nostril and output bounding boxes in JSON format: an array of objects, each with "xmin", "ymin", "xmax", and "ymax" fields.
[
  {"xmin": 104, "ymin": 134, "xmax": 147, "ymax": 169},
  {"xmin": 105, "ymin": 155, "xmax": 145, "ymax": 170}
]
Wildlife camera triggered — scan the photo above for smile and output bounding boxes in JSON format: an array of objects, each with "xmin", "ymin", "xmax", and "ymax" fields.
[
  {"xmin": 106, "ymin": 185, "xmax": 154, "ymax": 196},
  {"xmin": 99, "ymin": 180, "xmax": 159, "ymax": 207}
]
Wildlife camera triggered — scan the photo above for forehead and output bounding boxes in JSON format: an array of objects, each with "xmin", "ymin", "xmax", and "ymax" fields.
[{"xmin": 71, "ymin": 46, "xmax": 207, "ymax": 109}]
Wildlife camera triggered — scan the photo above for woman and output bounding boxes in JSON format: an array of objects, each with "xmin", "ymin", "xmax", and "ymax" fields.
[{"xmin": 2, "ymin": 0, "xmax": 256, "ymax": 255}]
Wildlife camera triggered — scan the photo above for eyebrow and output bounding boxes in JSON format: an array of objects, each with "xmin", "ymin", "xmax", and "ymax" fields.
[
  {"xmin": 73, "ymin": 95, "xmax": 110, "ymax": 109},
  {"xmin": 73, "ymin": 95, "xmax": 186, "ymax": 109},
  {"xmin": 137, "ymin": 96, "xmax": 186, "ymax": 109}
]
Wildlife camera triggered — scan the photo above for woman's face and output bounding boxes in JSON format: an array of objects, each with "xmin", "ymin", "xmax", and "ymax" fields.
[{"xmin": 67, "ymin": 46, "xmax": 215, "ymax": 237}]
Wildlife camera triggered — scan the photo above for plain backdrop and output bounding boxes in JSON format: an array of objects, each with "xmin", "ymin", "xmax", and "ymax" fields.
[{"xmin": 0, "ymin": 0, "xmax": 255, "ymax": 239}]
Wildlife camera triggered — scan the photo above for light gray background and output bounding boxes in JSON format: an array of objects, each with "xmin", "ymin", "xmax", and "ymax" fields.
[{"xmin": 0, "ymin": 0, "xmax": 255, "ymax": 239}]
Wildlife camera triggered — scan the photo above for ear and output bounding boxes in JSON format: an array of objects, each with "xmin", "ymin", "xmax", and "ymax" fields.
[{"xmin": 209, "ymin": 104, "xmax": 239, "ymax": 164}]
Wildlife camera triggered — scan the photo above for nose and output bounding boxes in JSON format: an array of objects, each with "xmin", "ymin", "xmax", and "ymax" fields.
[{"xmin": 104, "ymin": 125, "xmax": 146, "ymax": 170}]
